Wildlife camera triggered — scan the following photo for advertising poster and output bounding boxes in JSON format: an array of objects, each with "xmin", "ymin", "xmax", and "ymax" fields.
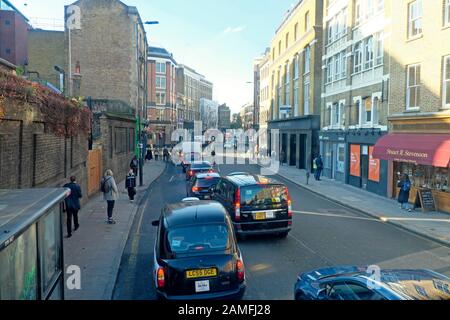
[
  {"xmin": 368, "ymin": 146, "xmax": 380, "ymax": 182},
  {"xmin": 350, "ymin": 145, "xmax": 361, "ymax": 177}
]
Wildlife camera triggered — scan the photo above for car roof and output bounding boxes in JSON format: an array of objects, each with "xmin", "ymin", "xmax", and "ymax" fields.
[
  {"xmin": 190, "ymin": 161, "xmax": 212, "ymax": 168},
  {"xmin": 164, "ymin": 201, "xmax": 228, "ymax": 228},
  {"xmin": 303, "ymin": 266, "xmax": 450, "ymax": 300},
  {"xmin": 195, "ymin": 172, "xmax": 220, "ymax": 179},
  {"xmin": 225, "ymin": 173, "xmax": 282, "ymax": 187}
]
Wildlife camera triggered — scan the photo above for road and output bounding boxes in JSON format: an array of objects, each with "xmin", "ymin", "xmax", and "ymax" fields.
[{"xmin": 112, "ymin": 161, "xmax": 450, "ymax": 300}]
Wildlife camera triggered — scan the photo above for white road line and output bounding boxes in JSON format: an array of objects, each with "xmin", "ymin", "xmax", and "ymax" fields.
[
  {"xmin": 169, "ymin": 175, "xmax": 174, "ymax": 182},
  {"xmin": 293, "ymin": 210, "xmax": 382, "ymax": 222}
]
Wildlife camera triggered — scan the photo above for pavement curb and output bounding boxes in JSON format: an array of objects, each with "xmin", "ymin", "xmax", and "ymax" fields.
[
  {"xmin": 108, "ymin": 162, "xmax": 168, "ymax": 300},
  {"xmin": 261, "ymin": 166, "xmax": 450, "ymax": 248}
]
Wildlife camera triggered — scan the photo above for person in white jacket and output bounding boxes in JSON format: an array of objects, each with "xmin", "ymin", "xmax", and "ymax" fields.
[{"xmin": 101, "ymin": 169, "xmax": 119, "ymax": 224}]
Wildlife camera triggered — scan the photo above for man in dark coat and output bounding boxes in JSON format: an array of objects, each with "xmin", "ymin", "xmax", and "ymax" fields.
[
  {"xmin": 63, "ymin": 176, "xmax": 82, "ymax": 238},
  {"xmin": 314, "ymin": 155, "xmax": 324, "ymax": 181},
  {"xmin": 125, "ymin": 169, "xmax": 137, "ymax": 202},
  {"xmin": 130, "ymin": 156, "xmax": 138, "ymax": 176},
  {"xmin": 397, "ymin": 173, "xmax": 412, "ymax": 212}
]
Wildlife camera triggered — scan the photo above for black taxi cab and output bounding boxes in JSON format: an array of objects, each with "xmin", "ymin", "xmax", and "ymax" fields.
[{"xmin": 151, "ymin": 198, "xmax": 246, "ymax": 300}]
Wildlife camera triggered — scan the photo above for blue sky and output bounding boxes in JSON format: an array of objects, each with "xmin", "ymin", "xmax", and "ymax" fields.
[{"xmin": 12, "ymin": 0, "xmax": 296, "ymax": 113}]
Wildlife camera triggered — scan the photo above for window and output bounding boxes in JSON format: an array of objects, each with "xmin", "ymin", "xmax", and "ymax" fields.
[
  {"xmin": 363, "ymin": 97, "xmax": 372, "ymax": 124},
  {"xmin": 294, "ymin": 23, "xmax": 298, "ymax": 41},
  {"xmin": 156, "ymin": 92, "xmax": 166, "ymax": 105},
  {"xmin": 375, "ymin": 33, "xmax": 384, "ymax": 66},
  {"xmin": 5, "ymin": 48, "xmax": 11, "ymax": 55},
  {"xmin": 305, "ymin": 11, "xmax": 310, "ymax": 31},
  {"xmin": 372, "ymin": 96, "xmax": 380, "ymax": 124},
  {"xmin": 408, "ymin": 0, "xmax": 423, "ymax": 38},
  {"xmin": 407, "ymin": 64, "xmax": 421, "ymax": 109},
  {"xmin": 337, "ymin": 144, "xmax": 345, "ymax": 172},
  {"xmin": 294, "ymin": 55, "xmax": 299, "ymax": 79},
  {"xmin": 443, "ymin": 56, "xmax": 450, "ymax": 108},
  {"xmin": 327, "ymin": 20, "xmax": 333, "ymax": 44},
  {"xmin": 156, "ymin": 76, "xmax": 166, "ymax": 89},
  {"xmin": 341, "ymin": 51, "xmax": 347, "ymax": 78},
  {"xmin": 446, "ymin": 0, "xmax": 450, "ymax": 26},
  {"xmin": 340, "ymin": 10, "xmax": 347, "ymax": 38},
  {"xmin": 334, "ymin": 54, "xmax": 341, "ymax": 81},
  {"xmin": 5, "ymin": 20, "xmax": 11, "ymax": 26},
  {"xmin": 363, "ymin": 36, "xmax": 374, "ymax": 70},
  {"xmin": 286, "ymin": 33, "xmax": 289, "ymax": 49},
  {"xmin": 294, "ymin": 80, "xmax": 299, "ymax": 116},
  {"xmin": 156, "ymin": 62, "xmax": 166, "ymax": 74},
  {"xmin": 327, "ymin": 57, "xmax": 333, "ymax": 83},
  {"xmin": 333, "ymin": 103, "xmax": 340, "ymax": 125},
  {"xmin": 353, "ymin": 42, "xmax": 362, "ymax": 73},
  {"xmin": 304, "ymin": 78, "xmax": 310, "ymax": 115},
  {"xmin": 304, "ymin": 46, "xmax": 311, "ymax": 74},
  {"xmin": 354, "ymin": 97, "xmax": 361, "ymax": 125},
  {"xmin": 279, "ymin": 40, "xmax": 282, "ymax": 55},
  {"xmin": 272, "ymin": 48, "xmax": 275, "ymax": 61},
  {"xmin": 355, "ymin": 0, "xmax": 362, "ymax": 25}
]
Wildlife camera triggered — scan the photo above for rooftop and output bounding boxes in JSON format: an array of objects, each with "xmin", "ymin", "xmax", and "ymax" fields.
[
  {"xmin": 226, "ymin": 174, "xmax": 281, "ymax": 187},
  {"xmin": 148, "ymin": 46, "xmax": 177, "ymax": 65},
  {"xmin": 0, "ymin": 0, "xmax": 29, "ymax": 22},
  {"xmin": 164, "ymin": 201, "xmax": 227, "ymax": 228}
]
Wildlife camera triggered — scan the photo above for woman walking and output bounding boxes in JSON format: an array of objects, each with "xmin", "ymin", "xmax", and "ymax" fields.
[{"xmin": 101, "ymin": 169, "xmax": 119, "ymax": 224}]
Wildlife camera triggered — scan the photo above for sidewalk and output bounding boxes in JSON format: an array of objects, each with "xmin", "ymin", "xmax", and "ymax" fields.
[
  {"xmin": 272, "ymin": 165, "xmax": 450, "ymax": 247},
  {"xmin": 63, "ymin": 160, "xmax": 167, "ymax": 300}
]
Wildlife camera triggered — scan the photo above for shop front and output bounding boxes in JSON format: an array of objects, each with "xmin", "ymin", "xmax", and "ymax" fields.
[
  {"xmin": 373, "ymin": 133, "xmax": 450, "ymax": 213},
  {"xmin": 319, "ymin": 131, "xmax": 346, "ymax": 183},
  {"xmin": 346, "ymin": 128, "xmax": 389, "ymax": 196},
  {"xmin": 268, "ymin": 116, "xmax": 320, "ymax": 172}
]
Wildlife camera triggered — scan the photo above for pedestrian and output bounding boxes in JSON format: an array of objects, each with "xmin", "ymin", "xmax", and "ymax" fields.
[
  {"xmin": 63, "ymin": 176, "xmax": 82, "ymax": 238},
  {"xmin": 211, "ymin": 149, "xmax": 216, "ymax": 166},
  {"xmin": 314, "ymin": 154, "xmax": 324, "ymax": 181},
  {"xmin": 101, "ymin": 169, "xmax": 119, "ymax": 224},
  {"xmin": 397, "ymin": 173, "xmax": 412, "ymax": 212},
  {"xmin": 163, "ymin": 147, "xmax": 170, "ymax": 162},
  {"xmin": 280, "ymin": 150, "xmax": 286, "ymax": 166},
  {"xmin": 130, "ymin": 155, "xmax": 138, "ymax": 176},
  {"xmin": 146, "ymin": 145, "xmax": 153, "ymax": 161},
  {"xmin": 125, "ymin": 169, "xmax": 137, "ymax": 203}
]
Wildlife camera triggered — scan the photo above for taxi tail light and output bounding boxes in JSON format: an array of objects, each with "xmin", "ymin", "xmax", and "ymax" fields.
[
  {"xmin": 157, "ymin": 267, "xmax": 166, "ymax": 289},
  {"xmin": 286, "ymin": 187, "xmax": 292, "ymax": 218},
  {"xmin": 192, "ymin": 186, "xmax": 200, "ymax": 192},
  {"xmin": 236, "ymin": 259, "xmax": 245, "ymax": 282},
  {"xmin": 234, "ymin": 187, "xmax": 241, "ymax": 221}
]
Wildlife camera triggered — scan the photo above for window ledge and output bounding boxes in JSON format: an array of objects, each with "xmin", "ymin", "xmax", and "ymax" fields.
[
  {"xmin": 406, "ymin": 34, "xmax": 423, "ymax": 43},
  {"xmin": 442, "ymin": 24, "xmax": 450, "ymax": 31},
  {"xmin": 404, "ymin": 107, "xmax": 421, "ymax": 113}
]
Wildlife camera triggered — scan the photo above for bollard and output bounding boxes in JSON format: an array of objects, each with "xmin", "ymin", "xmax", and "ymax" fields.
[{"xmin": 306, "ymin": 171, "xmax": 310, "ymax": 185}]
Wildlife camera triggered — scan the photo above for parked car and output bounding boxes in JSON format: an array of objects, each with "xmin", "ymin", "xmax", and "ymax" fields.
[
  {"xmin": 151, "ymin": 198, "xmax": 246, "ymax": 300},
  {"xmin": 186, "ymin": 172, "xmax": 221, "ymax": 199},
  {"xmin": 186, "ymin": 161, "xmax": 214, "ymax": 180},
  {"xmin": 294, "ymin": 266, "xmax": 450, "ymax": 300},
  {"xmin": 211, "ymin": 173, "xmax": 292, "ymax": 238}
]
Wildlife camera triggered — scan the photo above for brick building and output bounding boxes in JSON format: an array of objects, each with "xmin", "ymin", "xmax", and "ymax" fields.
[
  {"xmin": 372, "ymin": 0, "xmax": 450, "ymax": 212},
  {"xmin": 267, "ymin": 0, "xmax": 324, "ymax": 170},
  {"xmin": 147, "ymin": 46, "xmax": 177, "ymax": 146},
  {"xmin": 319, "ymin": 0, "xmax": 390, "ymax": 196},
  {"xmin": 27, "ymin": 29, "xmax": 66, "ymax": 92},
  {"xmin": 176, "ymin": 64, "xmax": 213, "ymax": 129},
  {"xmin": 0, "ymin": 0, "xmax": 29, "ymax": 66}
]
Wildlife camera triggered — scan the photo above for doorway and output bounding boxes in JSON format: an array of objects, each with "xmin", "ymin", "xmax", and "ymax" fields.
[
  {"xmin": 299, "ymin": 134, "xmax": 306, "ymax": 169},
  {"xmin": 290, "ymin": 134, "xmax": 297, "ymax": 166},
  {"xmin": 361, "ymin": 145, "xmax": 369, "ymax": 189}
]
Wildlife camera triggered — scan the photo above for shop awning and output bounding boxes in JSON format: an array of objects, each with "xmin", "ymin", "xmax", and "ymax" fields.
[{"xmin": 373, "ymin": 134, "xmax": 450, "ymax": 168}]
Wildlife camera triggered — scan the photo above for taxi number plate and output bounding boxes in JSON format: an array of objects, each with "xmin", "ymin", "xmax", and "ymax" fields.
[
  {"xmin": 255, "ymin": 212, "xmax": 275, "ymax": 220},
  {"xmin": 186, "ymin": 268, "xmax": 217, "ymax": 279}
]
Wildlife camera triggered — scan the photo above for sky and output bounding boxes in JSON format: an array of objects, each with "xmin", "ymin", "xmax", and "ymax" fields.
[{"xmin": 11, "ymin": 0, "xmax": 296, "ymax": 113}]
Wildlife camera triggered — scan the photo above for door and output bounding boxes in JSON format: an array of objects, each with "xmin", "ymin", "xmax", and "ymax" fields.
[
  {"xmin": 299, "ymin": 134, "xmax": 306, "ymax": 169},
  {"xmin": 361, "ymin": 145, "xmax": 369, "ymax": 189},
  {"xmin": 281, "ymin": 134, "xmax": 287, "ymax": 164},
  {"xmin": 290, "ymin": 134, "xmax": 297, "ymax": 166}
]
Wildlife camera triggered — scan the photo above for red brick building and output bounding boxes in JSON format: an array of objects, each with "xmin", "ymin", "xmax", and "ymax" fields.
[
  {"xmin": 0, "ymin": 0, "xmax": 29, "ymax": 66},
  {"xmin": 147, "ymin": 46, "xmax": 177, "ymax": 146}
]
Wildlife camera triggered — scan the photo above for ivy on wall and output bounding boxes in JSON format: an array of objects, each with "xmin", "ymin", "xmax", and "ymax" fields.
[{"xmin": 0, "ymin": 70, "xmax": 91, "ymax": 137}]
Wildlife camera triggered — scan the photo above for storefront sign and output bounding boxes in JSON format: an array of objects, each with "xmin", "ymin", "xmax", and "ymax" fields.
[
  {"xmin": 350, "ymin": 144, "xmax": 361, "ymax": 177},
  {"xmin": 368, "ymin": 146, "xmax": 380, "ymax": 182}
]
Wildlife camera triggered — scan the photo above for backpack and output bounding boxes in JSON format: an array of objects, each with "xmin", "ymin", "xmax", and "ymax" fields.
[
  {"xmin": 101, "ymin": 177, "xmax": 111, "ymax": 193},
  {"xmin": 402, "ymin": 181, "xmax": 411, "ymax": 192}
]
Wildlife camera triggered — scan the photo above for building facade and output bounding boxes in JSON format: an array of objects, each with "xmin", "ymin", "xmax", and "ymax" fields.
[
  {"xmin": 240, "ymin": 103, "xmax": 254, "ymax": 130},
  {"xmin": 257, "ymin": 49, "xmax": 271, "ymax": 149},
  {"xmin": 200, "ymin": 98, "xmax": 219, "ymax": 131},
  {"xmin": 65, "ymin": 0, "xmax": 148, "ymax": 117},
  {"xmin": 319, "ymin": 0, "xmax": 390, "ymax": 196},
  {"xmin": 0, "ymin": 0, "xmax": 29, "ymax": 66},
  {"xmin": 176, "ymin": 65, "xmax": 213, "ymax": 130},
  {"xmin": 218, "ymin": 103, "xmax": 231, "ymax": 131},
  {"xmin": 268, "ymin": 0, "xmax": 324, "ymax": 170},
  {"xmin": 373, "ymin": 0, "xmax": 450, "ymax": 212},
  {"xmin": 147, "ymin": 46, "xmax": 177, "ymax": 146}
]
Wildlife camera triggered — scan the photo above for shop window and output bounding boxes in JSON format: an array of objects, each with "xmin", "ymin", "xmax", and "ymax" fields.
[
  {"xmin": 396, "ymin": 163, "xmax": 449, "ymax": 193},
  {"xmin": 406, "ymin": 64, "xmax": 421, "ymax": 109},
  {"xmin": 337, "ymin": 144, "xmax": 345, "ymax": 173}
]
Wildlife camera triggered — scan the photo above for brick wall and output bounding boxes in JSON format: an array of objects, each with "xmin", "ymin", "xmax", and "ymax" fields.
[
  {"xmin": 0, "ymin": 11, "xmax": 28, "ymax": 66},
  {"xmin": 0, "ymin": 99, "xmax": 89, "ymax": 203}
]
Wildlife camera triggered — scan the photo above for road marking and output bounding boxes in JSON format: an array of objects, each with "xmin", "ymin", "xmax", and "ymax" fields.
[
  {"xmin": 169, "ymin": 175, "xmax": 174, "ymax": 182},
  {"xmin": 293, "ymin": 210, "xmax": 382, "ymax": 222}
]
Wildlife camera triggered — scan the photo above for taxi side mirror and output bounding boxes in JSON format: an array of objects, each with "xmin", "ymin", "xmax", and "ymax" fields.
[{"xmin": 151, "ymin": 220, "xmax": 159, "ymax": 227}]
